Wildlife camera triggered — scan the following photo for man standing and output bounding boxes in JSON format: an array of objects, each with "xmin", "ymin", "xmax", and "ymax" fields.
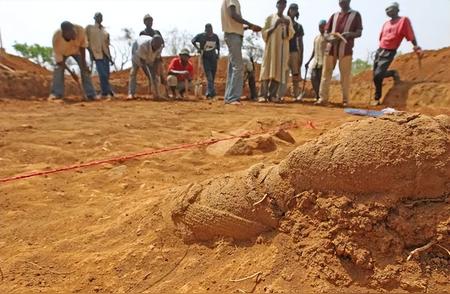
[
  {"xmin": 372, "ymin": 2, "xmax": 421, "ymax": 106},
  {"xmin": 140, "ymin": 14, "xmax": 163, "ymax": 39},
  {"xmin": 287, "ymin": 3, "xmax": 304, "ymax": 99},
  {"xmin": 304, "ymin": 20, "xmax": 327, "ymax": 101},
  {"xmin": 221, "ymin": 0, "xmax": 262, "ymax": 105},
  {"xmin": 140, "ymin": 14, "xmax": 168, "ymax": 97},
  {"xmin": 49, "ymin": 21, "xmax": 96, "ymax": 101},
  {"xmin": 86, "ymin": 12, "xmax": 114, "ymax": 98},
  {"xmin": 317, "ymin": 0, "xmax": 363, "ymax": 107},
  {"xmin": 192, "ymin": 24, "xmax": 220, "ymax": 99},
  {"xmin": 167, "ymin": 49, "xmax": 194, "ymax": 99},
  {"xmin": 259, "ymin": 0, "xmax": 294, "ymax": 103},
  {"xmin": 128, "ymin": 35, "xmax": 164, "ymax": 99}
]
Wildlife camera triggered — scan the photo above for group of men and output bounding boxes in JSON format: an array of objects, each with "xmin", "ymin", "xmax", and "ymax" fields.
[
  {"xmin": 48, "ymin": 0, "xmax": 421, "ymax": 107},
  {"xmin": 48, "ymin": 13, "xmax": 201, "ymax": 101},
  {"xmin": 221, "ymin": 0, "xmax": 421, "ymax": 106}
]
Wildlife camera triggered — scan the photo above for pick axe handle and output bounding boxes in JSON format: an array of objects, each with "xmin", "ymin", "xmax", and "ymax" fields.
[
  {"xmin": 63, "ymin": 64, "xmax": 87, "ymax": 100},
  {"xmin": 302, "ymin": 66, "xmax": 309, "ymax": 92}
]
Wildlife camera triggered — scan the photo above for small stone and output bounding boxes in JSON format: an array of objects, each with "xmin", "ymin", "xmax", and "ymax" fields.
[{"xmin": 256, "ymin": 236, "xmax": 264, "ymax": 244}]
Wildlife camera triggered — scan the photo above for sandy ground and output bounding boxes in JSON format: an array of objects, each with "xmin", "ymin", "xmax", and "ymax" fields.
[
  {"xmin": 0, "ymin": 47, "xmax": 449, "ymax": 293},
  {"xmin": 0, "ymin": 98, "xmax": 361, "ymax": 293}
]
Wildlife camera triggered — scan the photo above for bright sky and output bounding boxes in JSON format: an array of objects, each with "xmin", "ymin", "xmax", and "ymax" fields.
[{"xmin": 1, "ymin": 0, "xmax": 449, "ymax": 63}]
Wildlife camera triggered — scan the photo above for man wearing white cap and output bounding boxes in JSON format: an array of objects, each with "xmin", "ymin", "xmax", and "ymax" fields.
[
  {"xmin": 167, "ymin": 49, "xmax": 194, "ymax": 99},
  {"xmin": 372, "ymin": 2, "xmax": 421, "ymax": 106}
]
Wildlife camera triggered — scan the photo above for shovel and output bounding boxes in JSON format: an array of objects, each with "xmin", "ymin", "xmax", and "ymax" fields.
[
  {"xmin": 296, "ymin": 64, "xmax": 309, "ymax": 101},
  {"xmin": 194, "ymin": 51, "xmax": 204, "ymax": 99}
]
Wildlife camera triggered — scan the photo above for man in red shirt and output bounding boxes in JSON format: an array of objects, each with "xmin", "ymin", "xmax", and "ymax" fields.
[
  {"xmin": 317, "ymin": 0, "xmax": 363, "ymax": 107},
  {"xmin": 372, "ymin": 2, "xmax": 421, "ymax": 106},
  {"xmin": 167, "ymin": 48, "xmax": 194, "ymax": 99}
]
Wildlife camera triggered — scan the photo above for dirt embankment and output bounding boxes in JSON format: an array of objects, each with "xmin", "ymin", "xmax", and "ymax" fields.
[
  {"xmin": 1, "ymin": 46, "xmax": 449, "ymax": 109},
  {"xmin": 328, "ymin": 47, "xmax": 450, "ymax": 109}
]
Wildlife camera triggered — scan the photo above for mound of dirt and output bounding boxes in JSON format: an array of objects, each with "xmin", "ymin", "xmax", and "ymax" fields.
[
  {"xmin": 206, "ymin": 135, "xmax": 278, "ymax": 156},
  {"xmin": 0, "ymin": 51, "xmax": 83, "ymax": 99},
  {"xmin": 170, "ymin": 113, "xmax": 449, "ymax": 242},
  {"xmin": 327, "ymin": 47, "xmax": 450, "ymax": 109},
  {"xmin": 206, "ymin": 120, "xmax": 296, "ymax": 157},
  {"xmin": 1, "ymin": 45, "xmax": 449, "ymax": 109},
  {"xmin": 279, "ymin": 112, "xmax": 450, "ymax": 200},
  {"xmin": 0, "ymin": 50, "xmax": 50, "ymax": 74}
]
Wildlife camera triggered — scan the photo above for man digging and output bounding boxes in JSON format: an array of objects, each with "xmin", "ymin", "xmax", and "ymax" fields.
[
  {"xmin": 127, "ymin": 35, "xmax": 164, "ymax": 100},
  {"xmin": 49, "ymin": 21, "xmax": 96, "ymax": 102}
]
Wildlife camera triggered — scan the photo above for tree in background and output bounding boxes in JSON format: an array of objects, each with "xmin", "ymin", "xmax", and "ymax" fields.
[
  {"xmin": 13, "ymin": 43, "xmax": 54, "ymax": 67},
  {"xmin": 111, "ymin": 27, "xmax": 134, "ymax": 71},
  {"xmin": 164, "ymin": 28, "xmax": 195, "ymax": 56},
  {"xmin": 352, "ymin": 58, "xmax": 372, "ymax": 76},
  {"xmin": 242, "ymin": 33, "xmax": 264, "ymax": 63}
]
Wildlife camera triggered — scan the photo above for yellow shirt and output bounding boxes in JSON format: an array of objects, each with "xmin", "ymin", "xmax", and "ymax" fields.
[
  {"xmin": 85, "ymin": 23, "xmax": 110, "ymax": 60},
  {"xmin": 52, "ymin": 25, "xmax": 87, "ymax": 63},
  {"xmin": 221, "ymin": 0, "xmax": 244, "ymax": 36}
]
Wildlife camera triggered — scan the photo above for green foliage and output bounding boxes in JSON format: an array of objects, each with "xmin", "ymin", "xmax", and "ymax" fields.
[
  {"xmin": 13, "ymin": 43, "xmax": 54, "ymax": 66},
  {"xmin": 352, "ymin": 58, "xmax": 371, "ymax": 75}
]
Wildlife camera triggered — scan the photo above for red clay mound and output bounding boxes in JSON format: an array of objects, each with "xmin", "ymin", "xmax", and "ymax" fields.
[
  {"xmin": 1, "ymin": 46, "xmax": 449, "ymax": 108},
  {"xmin": 329, "ymin": 47, "xmax": 450, "ymax": 109},
  {"xmin": 0, "ymin": 50, "xmax": 50, "ymax": 74},
  {"xmin": 169, "ymin": 112, "xmax": 449, "ymax": 291},
  {"xmin": 0, "ymin": 50, "xmax": 82, "ymax": 99},
  {"xmin": 170, "ymin": 113, "xmax": 449, "ymax": 242}
]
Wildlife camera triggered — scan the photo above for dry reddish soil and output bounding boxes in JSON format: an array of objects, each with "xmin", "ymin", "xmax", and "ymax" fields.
[{"xmin": 0, "ymin": 47, "xmax": 449, "ymax": 293}]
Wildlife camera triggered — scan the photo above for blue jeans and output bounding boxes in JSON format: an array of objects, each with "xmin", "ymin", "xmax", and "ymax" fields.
[
  {"xmin": 51, "ymin": 55, "xmax": 96, "ymax": 99},
  {"xmin": 95, "ymin": 58, "xmax": 113, "ymax": 96},
  {"xmin": 202, "ymin": 54, "xmax": 217, "ymax": 98},
  {"xmin": 224, "ymin": 33, "xmax": 244, "ymax": 103}
]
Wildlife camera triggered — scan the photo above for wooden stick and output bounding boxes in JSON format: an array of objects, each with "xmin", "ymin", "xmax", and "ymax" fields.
[
  {"xmin": 407, "ymin": 240, "xmax": 437, "ymax": 261},
  {"xmin": 135, "ymin": 246, "xmax": 189, "ymax": 292},
  {"xmin": 0, "ymin": 62, "xmax": 14, "ymax": 72},
  {"xmin": 404, "ymin": 195, "xmax": 447, "ymax": 208},
  {"xmin": 0, "ymin": 261, "xmax": 4, "ymax": 282},
  {"xmin": 0, "ymin": 28, "xmax": 3, "ymax": 49},
  {"xmin": 435, "ymin": 244, "xmax": 450, "ymax": 257},
  {"xmin": 230, "ymin": 271, "xmax": 262, "ymax": 282},
  {"xmin": 253, "ymin": 194, "xmax": 268, "ymax": 207}
]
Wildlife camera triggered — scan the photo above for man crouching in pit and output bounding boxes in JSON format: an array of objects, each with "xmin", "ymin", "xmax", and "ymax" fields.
[{"xmin": 127, "ymin": 35, "xmax": 164, "ymax": 100}]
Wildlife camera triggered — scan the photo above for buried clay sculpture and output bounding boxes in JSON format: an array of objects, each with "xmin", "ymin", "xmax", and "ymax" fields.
[{"xmin": 170, "ymin": 113, "xmax": 450, "ymax": 241}]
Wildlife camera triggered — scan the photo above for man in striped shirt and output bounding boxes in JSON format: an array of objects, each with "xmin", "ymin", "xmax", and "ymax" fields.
[{"xmin": 317, "ymin": 0, "xmax": 363, "ymax": 107}]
